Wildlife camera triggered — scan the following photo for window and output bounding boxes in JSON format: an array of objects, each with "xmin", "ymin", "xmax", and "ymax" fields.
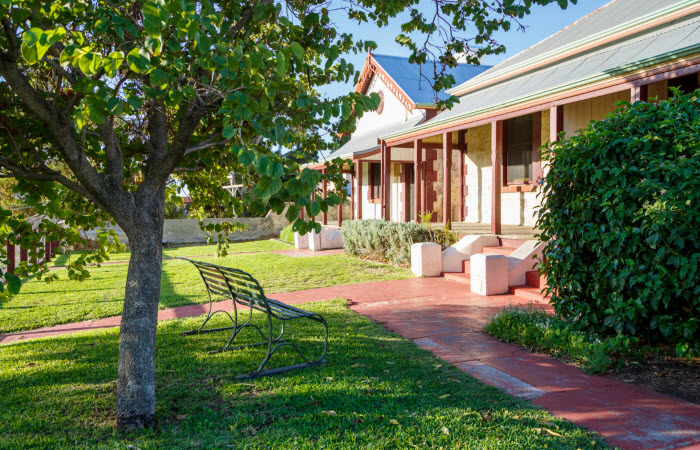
[
  {"xmin": 505, "ymin": 114, "xmax": 534, "ymax": 185},
  {"xmin": 668, "ymin": 73, "xmax": 699, "ymax": 95},
  {"xmin": 368, "ymin": 162, "xmax": 382, "ymax": 200}
]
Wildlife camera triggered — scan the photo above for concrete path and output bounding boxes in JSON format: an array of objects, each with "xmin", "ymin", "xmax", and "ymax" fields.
[{"xmin": 2, "ymin": 277, "xmax": 699, "ymax": 449}]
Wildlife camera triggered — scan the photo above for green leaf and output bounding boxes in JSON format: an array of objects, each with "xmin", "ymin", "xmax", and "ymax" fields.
[
  {"xmin": 143, "ymin": 1, "xmax": 166, "ymax": 37},
  {"xmin": 267, "ymin": 161, "xmax": 284, "ymax": 178},
  {"xmin": 222, "ymin": 124, "xmax": 236, "ymax": 139},
  {"xmin": 289, "ymin": 42, "xmax": 304, "ymax": 61},
  {"xmin": 22, "ymin": 27, "xmax": 43, "ymax": 46},
  {"xmin": 127, "ymin": 48, "xmax": 152, "ymax": 74},
  {"xmin": 104, "ymin": 51, "xmax": 124, "ymax": 77},
  {"xmin": 275, "ymin": 51, "xmax": 287, "ymax": 76},
  {"xmin": 20, "ymin": 42, "xmax": 39, "ymax": 65},
  {"xmin": 5, "ymin": 273, "xmax": 21, "ymax": 296},
  {"xmin": 255, "ymin": 176, "xmax": 282, "ymax": 201}
]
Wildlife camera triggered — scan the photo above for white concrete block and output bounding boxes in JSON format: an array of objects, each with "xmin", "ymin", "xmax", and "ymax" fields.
[
  {"xmin": 471, "ymin": 253, "xmax": 508, "ymax": 295},
  {"xmin": 411, "ymin": 242, "xmax": 442, "ymax": 277},
  {"xmin": 441, "ymin": 234, "xmax": 500, "ymax": 273},
  {"xmin": 308, "ymin": 230, "xmax": 322, "ymax": 251},
  {"xmin": 320, "ymin": 227, "xmax": 344, "ymax": 249},
  {"xmin": 507, "ymin": 240, "xmax": 546, "ymax": 286},
  {"xmin": 294, "ymin": 231, "xmax": 308, "ymax": 249}
]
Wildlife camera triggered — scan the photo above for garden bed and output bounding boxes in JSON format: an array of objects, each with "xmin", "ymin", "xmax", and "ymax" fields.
[{"xmin": 485, "ymin": 307, "xmax": 700, "ymax": 405}]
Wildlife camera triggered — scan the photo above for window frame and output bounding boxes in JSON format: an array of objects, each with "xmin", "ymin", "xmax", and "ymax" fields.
[
  {"xmin": 503, "ymin": 113, "xmax": 539, "ymax": 186},
  {"xmin": 368, "ymin": 162, "xmax": 382, "ymax": 203}
]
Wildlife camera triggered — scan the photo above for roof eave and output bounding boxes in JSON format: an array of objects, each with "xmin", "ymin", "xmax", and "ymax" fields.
[
  {"xmin": 381, "ymin": 44, "xmax": 700, "ymax": 143},
  {"xmin": 446, "ymin": 0, "xmax": 700, "ymax": 97}
]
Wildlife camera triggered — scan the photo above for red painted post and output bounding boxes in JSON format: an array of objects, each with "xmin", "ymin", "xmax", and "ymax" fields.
[
  {"xmin": 350, "ymin": 171, "xmax": 356, "ymax": 221},
  {"xmin": 413, "ymin": 139, "xmax": 422, "ymax": 222},
  {"xmin": 457, "ymin": 131, "xmax": 465, "ymax": 223},
  {"xmin": 6, "ymin": 240, "xmax": 15, "ymax": 274},
  {"xmin": 356, "ymin": 161, "xmax": 363, "ymax": 220},
  {"xmin": 442, "ymin": 132, "xmax": 452, "ymax": 226},
  {"xmin": 322, "ymin": 174, "xmax": 328, "ymax": 226},
  {"xmin": 19, "ymin": 244, "xmax": 28, "ymax": 264},
  {"xmin": 45, "ymin": 239, "xmax": 51, "ymax": 262},
  {"xmin": 337, "ymin": 192, "xmax": 343, "ymax": 227}
]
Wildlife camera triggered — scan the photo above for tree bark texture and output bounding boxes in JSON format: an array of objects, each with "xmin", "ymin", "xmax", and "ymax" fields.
[{"xmin": 115, "ymin": 189, "xmax": 165, "ymax": 430}]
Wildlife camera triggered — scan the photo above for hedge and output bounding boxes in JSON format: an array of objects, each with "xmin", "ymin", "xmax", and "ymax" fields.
[
  {"xmin": 340, "ymin": 219, "xmax": 431, "ymax": 266},
  {"xmin": 538, "ymin": 90, "xmax": 700, "ymax": 358}
]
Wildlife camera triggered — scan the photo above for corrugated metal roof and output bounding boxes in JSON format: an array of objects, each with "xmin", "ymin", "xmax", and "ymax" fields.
[
  {"xmin": 449, "ymin": 0, "xmax": 692, "ymax": 93},
  {"xmin": 382, "ymin": 12, "xmax": 700, "ymax": 140},
  {"xmin": 371, "ymin": 54, "xmax": 491, "ymax": 104},
  {"xmin": 324, "ymin": 115, "xmax": 426, "ymax": 161}
]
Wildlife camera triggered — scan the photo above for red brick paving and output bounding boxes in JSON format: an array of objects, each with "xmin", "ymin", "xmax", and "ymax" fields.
[{"xmin": 1, "ymin": 276, "xmax": 699, "ymax": 449}]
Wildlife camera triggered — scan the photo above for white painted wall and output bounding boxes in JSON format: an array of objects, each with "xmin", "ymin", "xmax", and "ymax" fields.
[{"xmin": 354, "ymin": 74, "xmax": 424, "ymax": 135}]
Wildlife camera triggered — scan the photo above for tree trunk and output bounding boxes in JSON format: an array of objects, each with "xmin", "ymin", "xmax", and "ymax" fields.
[{"xmin": 115, "ymin": 191, "xmax": 165, "ymax": 430}]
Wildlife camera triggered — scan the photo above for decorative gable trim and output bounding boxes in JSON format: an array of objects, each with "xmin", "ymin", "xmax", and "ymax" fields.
[{"xmin": 355, "ymin": 53, "xmax": 418, "ymax": 112}]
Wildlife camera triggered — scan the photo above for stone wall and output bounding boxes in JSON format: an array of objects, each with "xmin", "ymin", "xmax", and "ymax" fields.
[{"xmin": 87, "ymin": 210, "xmax": 290, "ymax": 246}]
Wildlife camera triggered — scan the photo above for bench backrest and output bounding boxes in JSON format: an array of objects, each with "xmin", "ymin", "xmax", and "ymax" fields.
[{"xmin": 180, "ymin": 258, "xmax": 271, "ymax": 315}]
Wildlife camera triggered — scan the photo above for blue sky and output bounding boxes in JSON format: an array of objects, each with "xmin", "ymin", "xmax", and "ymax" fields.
[{"xmin": 319, "ymin": 0, "xmax": 611, "ymax": 99}]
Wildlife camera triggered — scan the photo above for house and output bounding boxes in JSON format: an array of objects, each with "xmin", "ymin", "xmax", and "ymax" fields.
[
  {"xmin": 308, "ymin": 0, "xmax": 700, "ymax": 237},
  {"xmin": 303, "ymin": 53, "xmax": 491, "ymax": 226}
]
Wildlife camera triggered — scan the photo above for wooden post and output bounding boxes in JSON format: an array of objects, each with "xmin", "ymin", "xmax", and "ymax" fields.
[
  {"xmin": 44, "ymin": 239, "xmax": 51, "ymax": 262},
  {"xmin": 550, "ymin": 105, "xmax": 563, "ymax": 143},
  {"xmin": 51, "ymin": 240, "xmax": 58, "ymax": 257},
  {"xmin": 413, "ymin": 139, "xmax": 422, "ymax": 222},
  {"xmin": 350, "ymin": 171, "xmax": 355, "ymax": 220},
  {"xmin": 631, "ymin": 84, "xmax": 648, "ymax": 103},
  {"xmin": 381, "ymin": 141, "xmax": 391, "ymax": 220},
  {"xmin": 532, "ymin": 111, "xmax": 543, "ymax": 184},
  {"xmin": 6, "ymin": 240, "xmax": 15, "ymax": 274},
  {"xmin": 457, "ymin": 131, "xmax": 465, "ymax": 223},
  {"xmin": 311, "ymin": 188, "xmax": 316, "ymax": 221},
  {"xmin": 356, "ymin": 161, "xmax": 363, "ymax": 220},
  {"xmin": 442, "ymin": 132, "xmax": 452, "ymax": 225},
  {"xmin": 322, "ymin": 172, "xmax": 328, "ymax": 226},
  {"xmin": 19, "ymin": 244, "xmax": 28, "ymax": 264},
  {"xmin": 491, "ymin": 121, "xmax": 504, "ymax": 235},
  {"xmin": 338, "ymin": 192, "xmax": 343, "ymax": 227}
]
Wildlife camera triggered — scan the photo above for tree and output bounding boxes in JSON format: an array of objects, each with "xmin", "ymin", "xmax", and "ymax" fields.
[{"xmin": 0, "ymin": 0, "xmax": 573, "ymax": 430}]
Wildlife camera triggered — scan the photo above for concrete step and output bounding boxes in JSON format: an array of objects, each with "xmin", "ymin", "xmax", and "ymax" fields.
[
  {"xmin": 442, "ymin": 272, "xmax": 471, "ymax": 285},
  {"xmin": 462, "ymin": 260, "xmax": 471, "ymax": 275},
  {"xmin": 509, "ymin": 286, "xmax": 549, "ymax": 302},
  {"xmin": 525, "ymin": 270, "xmax": 547, "ymax": 289},
  {"xmin": 499, "ymin": 238, "xmax": 529, "ymax": 249},
  {"xmin": 482, "ymin": 246, "xmax": 517, "ymax": 256}
]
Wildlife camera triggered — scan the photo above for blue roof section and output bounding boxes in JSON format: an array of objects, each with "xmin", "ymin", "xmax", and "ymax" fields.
[{"xmin": 371, "ymin": 54, "xmax": 492, "ymax": 104}]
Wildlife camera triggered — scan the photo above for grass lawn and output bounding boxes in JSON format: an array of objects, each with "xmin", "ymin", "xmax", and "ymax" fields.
[
  {"xmin": 50, "ymin": 239, "xmax": 295, "ymax": 265},
  {"xmin": 0, "ymin": 300, "xmax": 607, "ymax": 449},
  {"xmin": 1, "ymin": 244, "xmax": 413, "ymax": 334}
]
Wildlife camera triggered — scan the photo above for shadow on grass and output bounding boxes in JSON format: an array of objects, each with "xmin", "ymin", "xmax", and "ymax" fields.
[{"xmin": 0, "ymin": 300, "xmax": 607, "ymax": 449}]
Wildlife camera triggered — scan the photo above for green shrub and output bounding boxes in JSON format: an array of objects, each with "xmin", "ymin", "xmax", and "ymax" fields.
[
  {"xmin": 279, "ymin": 224, "xmax": 294, "ymax": 244},
  {"xmin": 485, "ymin": 306, "xmax": 631, "ymax": 374},
  {"xmin": 538, "ymin": 90, "xmax": 700, "ymax": 358},
  {"xmin": 341, "ymin": 219, "xmax": 431, "ymax": 266}
]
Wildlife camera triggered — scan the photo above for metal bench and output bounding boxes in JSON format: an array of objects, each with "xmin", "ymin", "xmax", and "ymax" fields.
[{"xmin": 179, "ymin": 258, "xmax": 328, "ymax": 379}]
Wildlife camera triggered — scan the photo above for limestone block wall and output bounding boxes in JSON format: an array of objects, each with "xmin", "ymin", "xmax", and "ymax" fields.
[{"xmin": 87, "ymin": 210, "xmax": 291, "ymax": 246}]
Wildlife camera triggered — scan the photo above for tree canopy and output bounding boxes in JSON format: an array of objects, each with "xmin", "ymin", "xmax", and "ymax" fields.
[{"xmin": 0, "ymin": 0, "xmax": 574, "ymax": 429}]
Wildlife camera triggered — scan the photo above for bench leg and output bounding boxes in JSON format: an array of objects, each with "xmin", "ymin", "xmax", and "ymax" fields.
[
  {"xmin": 181, "ymin": 309, "xmax": 237, "ymax": 336},
  {"xmin": 236, "ymin": 315, "xmax": 329, "ymax": 378}
]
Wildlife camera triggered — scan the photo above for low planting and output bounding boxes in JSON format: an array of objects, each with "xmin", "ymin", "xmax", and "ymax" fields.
[
  {"xmin": 538, "ymin": 90, "xmax": 700, "ymax": 358},
  {"xmin": 485, "ymin": 306, "xmax": 631, "ymax": 374},
  {"xmin": 0, "ymin": 300, "xmax": 607, "ymax": 449},
  {"xmin": 2, "ymin": 247, "xmax": 412, "ymax": 334},
  {"xmin": 341, "ymin": 219, "xmax": 431, "ymax": 266},
  {"xmin": 279, "ymin": 224, "xmax": 295, "ymax": 244}
]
